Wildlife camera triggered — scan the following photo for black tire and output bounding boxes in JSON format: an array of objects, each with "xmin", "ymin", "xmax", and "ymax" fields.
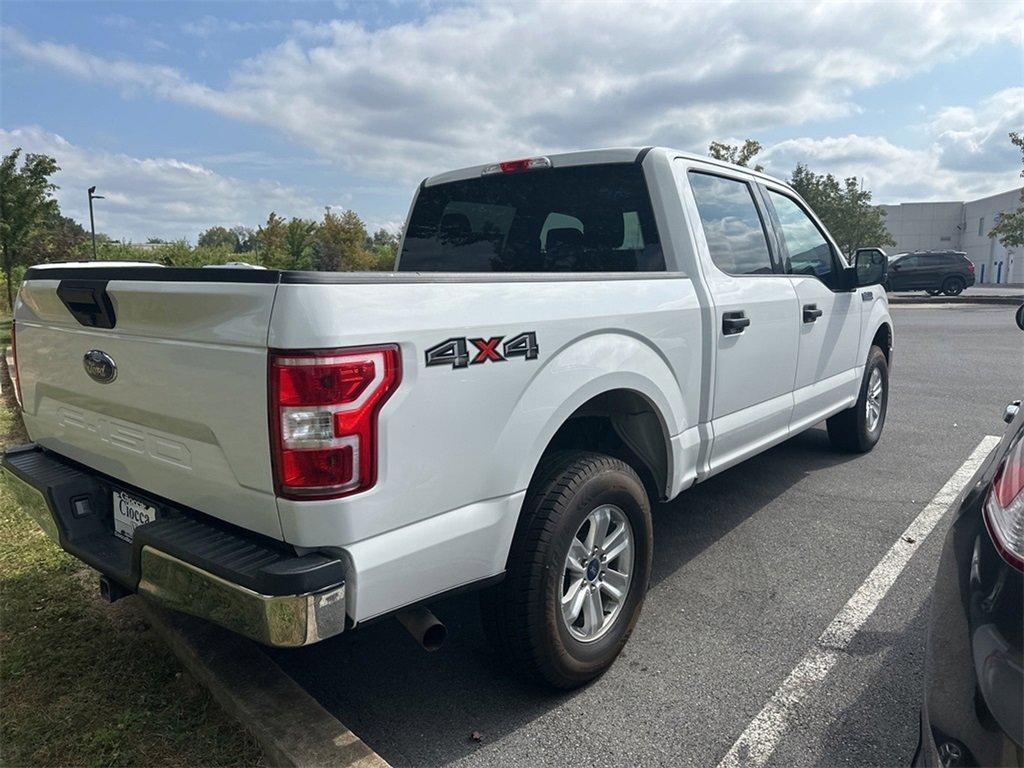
[
  {"xmin": 925, "ymin": 289, "xmax": 942, "ymax": 296},
  {"xmin": 942, "ymin": 276, "xmax": 965, "ymax": 296},
  {"xmin": 479, "ymin": 450, "xmax": 653, "ymax": 689},
  {"xmin": 826, "ymin": 345, "xmax": 889, "ymax": 453}
]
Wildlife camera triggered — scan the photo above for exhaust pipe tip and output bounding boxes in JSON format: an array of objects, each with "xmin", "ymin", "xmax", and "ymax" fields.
[{"xmin": 396, "ymin": 607, "xmax": 447, "ymax": 651}]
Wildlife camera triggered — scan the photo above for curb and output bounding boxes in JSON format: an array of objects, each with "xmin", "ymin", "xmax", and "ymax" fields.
[
  {"xmin": 142, "ymin": 602, "xmax": 390, "ymax": 768},
  {"xmin": 888, "ymin": 294, "xmax": 1022, "ymax": 306}
]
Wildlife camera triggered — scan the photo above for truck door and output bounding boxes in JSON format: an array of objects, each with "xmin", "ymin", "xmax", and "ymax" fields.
[
  {"xmin": 762, "ymin": 187, "xmax": 863, "ymax": 431},
  {"xmin": 684, "ymin": 169, "xmax": 800, "ymax": 475}
]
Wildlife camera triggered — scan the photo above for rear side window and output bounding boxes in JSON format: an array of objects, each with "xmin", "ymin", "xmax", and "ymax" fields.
[
  {"xmin": 688, "ymin": 172, "xmax": 774, "ymax": 275},
  {"xmin": 399, "ymin": 164, "xmax": 664, "ymax": 273}
]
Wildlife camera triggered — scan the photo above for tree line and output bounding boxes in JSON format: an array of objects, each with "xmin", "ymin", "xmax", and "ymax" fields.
[
  {"xmin": 4, "ymin": 137, "xmax": 1021, "ymax": 310},
  {"xmin": 0, "ymin": 147, "xmax": 399, "ymax": 309}
]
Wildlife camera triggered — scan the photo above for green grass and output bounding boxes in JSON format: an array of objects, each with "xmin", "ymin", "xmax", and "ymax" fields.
[{"xmin": 0, "ymin": 322, "xmax": 263, "ymax": 767}]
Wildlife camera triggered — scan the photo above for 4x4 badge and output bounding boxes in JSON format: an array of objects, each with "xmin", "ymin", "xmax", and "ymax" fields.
[{"xmin": 425, "ymin": 332, "xmax": 539, "ymax": 369}]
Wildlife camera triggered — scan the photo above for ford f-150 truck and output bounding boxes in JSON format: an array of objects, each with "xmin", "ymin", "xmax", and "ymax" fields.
[{"xmin": 2, "ymin": 148, "xmax": 892, "ymax": 688}]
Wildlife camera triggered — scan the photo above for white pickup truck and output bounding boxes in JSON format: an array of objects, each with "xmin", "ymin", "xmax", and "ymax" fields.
[{"xmin": 3, "ymin": 148, "xmax": 892, "ymax": 688}]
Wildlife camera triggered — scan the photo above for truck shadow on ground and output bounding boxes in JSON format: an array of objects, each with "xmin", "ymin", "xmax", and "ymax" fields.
[{"xmin": 269, "ymin": 426, "xmax": 863, "ymax": 767}]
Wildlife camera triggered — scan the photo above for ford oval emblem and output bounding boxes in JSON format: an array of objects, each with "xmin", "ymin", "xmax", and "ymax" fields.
[{"xmin": 83, "ymin": 350, "xmax": 117, "ymax": 384}]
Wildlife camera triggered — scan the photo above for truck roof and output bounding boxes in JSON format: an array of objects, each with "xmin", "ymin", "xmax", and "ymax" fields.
[{"xmin": 422, "ymin": 146, "xmax": 787, "ymax": 188}]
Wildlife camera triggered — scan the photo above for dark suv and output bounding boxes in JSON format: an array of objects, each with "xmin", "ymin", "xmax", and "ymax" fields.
[{"xmin": 886, "ymin": 250, "xmax": 976, "ymax": 296}]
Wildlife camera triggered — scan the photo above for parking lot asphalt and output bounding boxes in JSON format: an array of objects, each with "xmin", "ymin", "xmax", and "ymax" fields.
[{"xmin": 270, "ymin": 304, "xmax": 1024, "ymax": 768}]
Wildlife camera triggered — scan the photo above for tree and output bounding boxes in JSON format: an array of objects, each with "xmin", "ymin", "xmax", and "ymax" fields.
[
  {"xmin": 789, "ymin": 163, "xmax": 895, "ymax": 255},
  {"xmin": 708, "ymin": 139, "xmax": 765, "ymax": 172},
  {"xmin": 256, "ymin": 212, "xmax": 289, "ymax": 268},
  {"xmin": 364, "ymin": 227, "xmax": 399, "ymax": 270},
  {"xmin": 284, "ymin": 217, "xmax": 317, "ymax": 270},
  {"xmin": 0, "ymin": 149, "xmax": 61, "ymax": 309},
  {"xmin": 28, "ymin": 212, "xmax": 88, "ymax": 264},
  {"xmin": 197, "ymin": 225, "xmax": 239, "ymax": 250},
  {"xmin": 231, "ymin": 226, "xmax": 257, "ymax": 254},
  {"xmin": 311, "ymin": 207, "xmax": 368, "ymax": 271},
  {"xmin": 988, "ymin": 131, "xmax": 1024, "ymax": 248}
]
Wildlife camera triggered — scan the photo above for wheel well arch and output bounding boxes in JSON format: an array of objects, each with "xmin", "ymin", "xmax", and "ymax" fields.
[
  {"xmin": 871, "ymin": 322, "xmax": 892, "ymax": 363},
  {"xmin": 528, "ymin": 388, "xmax": 671, "ymax": 504}
]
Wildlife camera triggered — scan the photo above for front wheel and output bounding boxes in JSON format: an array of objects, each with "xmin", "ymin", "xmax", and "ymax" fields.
[
  {"xmin": 479, "ymin": 451, "xmax": 653, "ymax": 689},
  {"xmin": 827, "ymin": 345, "xmax": 889, "ymax": 453}
]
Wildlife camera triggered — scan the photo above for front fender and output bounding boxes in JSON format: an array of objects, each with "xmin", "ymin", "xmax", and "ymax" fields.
[
  {"xmin": 863, "ymin": 290, "xmax": 894, "ymax": 363},
  {"xmin": 489, "ymin": 330, "xmax": 689, "ymax": 498}
]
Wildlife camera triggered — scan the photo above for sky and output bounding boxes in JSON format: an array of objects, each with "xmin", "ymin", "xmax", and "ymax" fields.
[{"xmin": 1, "ymin": 0, "xmax": 1022, "ymax": 243}]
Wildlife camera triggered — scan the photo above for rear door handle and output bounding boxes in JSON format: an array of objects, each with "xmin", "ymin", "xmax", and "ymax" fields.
[
  {"xmin": 722, "ymin": 311, "xmax": 750, "ymax": 335},
  {"xmin": 802, "ymin": 303, "xmax": 823, "ymax": 323}
]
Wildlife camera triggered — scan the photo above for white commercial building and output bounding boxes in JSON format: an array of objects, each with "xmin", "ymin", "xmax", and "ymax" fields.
[{"xmin": 881, "ymin": 187, "xmax": 1022, "ymax": 284}]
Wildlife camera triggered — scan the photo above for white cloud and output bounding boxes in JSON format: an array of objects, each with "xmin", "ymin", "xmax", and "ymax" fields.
[
  {"xmin": 0, "ymin": 127, "xmax": 322, "ymax": 241},
  {"xmin": 760, "ymin": 87, "xmax": 1024, "ymax": 202},
  {"xmin": 4, "ymin": 1, "xmax": 1020, "ymax": 185},
  {"xmin": 931, "ymin": 87, "xmax": 1024, "ymax": 173}
]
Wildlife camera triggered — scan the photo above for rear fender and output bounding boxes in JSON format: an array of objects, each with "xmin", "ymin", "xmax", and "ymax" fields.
[{"xmin": 489, "ymin": 331, "xmax": 687, "ymax": 499}]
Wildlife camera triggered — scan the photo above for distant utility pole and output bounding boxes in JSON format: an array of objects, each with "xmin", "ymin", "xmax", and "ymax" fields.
[{"xmin": 88, "ymin": 186, "xmax": 104, "ymax": 260}]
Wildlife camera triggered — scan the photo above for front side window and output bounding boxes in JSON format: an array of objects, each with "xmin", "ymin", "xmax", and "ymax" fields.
[
  {"xmin": 399, "ymin": 164, "xmax": 664, "ymax": 273},
  {"xmin": 688, "ymin": 172, "xmax": 774, "ymax": 275},
  {"xmin": 768, "ymin": 191, "xmax": 838, "ymax": 289}
]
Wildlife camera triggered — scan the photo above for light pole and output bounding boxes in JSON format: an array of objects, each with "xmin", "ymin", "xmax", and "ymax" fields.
[{"xmin": 88, "ymin": 186, "xmax": 104, "ymax": 260}]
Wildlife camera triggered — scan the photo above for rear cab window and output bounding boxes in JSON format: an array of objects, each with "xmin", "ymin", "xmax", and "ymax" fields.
[{"xmin": 398, "ymin": 164, "xmax": 665, "ymax": 273}]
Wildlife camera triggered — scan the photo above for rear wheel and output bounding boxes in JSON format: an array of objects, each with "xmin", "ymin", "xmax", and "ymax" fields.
[
  {"xmin": 942, "ymin": 276, "xmax": 965, "ymax": 296},
  {"xmin": 480, "ymin": 451, "xmax": 652, "ymax": 689},
  {"xmin": 827, "ymin": 345, "xmax": 888, "ymax": 453}
]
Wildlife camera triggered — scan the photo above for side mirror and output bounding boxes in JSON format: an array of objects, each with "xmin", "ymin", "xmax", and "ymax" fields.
[{"xmin": 850, "ymin": 247, "xmax": 887, "ymax": 289}]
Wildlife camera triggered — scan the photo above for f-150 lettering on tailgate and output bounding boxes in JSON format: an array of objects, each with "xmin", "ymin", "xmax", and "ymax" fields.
[{"xmin": 56, "ymin": 407, "xmax": 192, "ymax": 470}]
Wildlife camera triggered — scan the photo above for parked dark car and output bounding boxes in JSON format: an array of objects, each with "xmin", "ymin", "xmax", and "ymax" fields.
[
  {"xmin": 913, "ymin": 400, "xmax": 1023, "ymax": 767},
  {"xmin": 886, "ymin": 251, "xmax": 976, "ymax": 296}
]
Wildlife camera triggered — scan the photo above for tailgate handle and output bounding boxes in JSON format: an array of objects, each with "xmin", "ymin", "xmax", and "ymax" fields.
[{"xmin": 56, "ymin": 280, "xmax": 117, "ymax": 329}]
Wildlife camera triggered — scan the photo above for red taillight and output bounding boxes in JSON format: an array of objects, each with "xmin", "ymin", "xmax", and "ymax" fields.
[
  {"xmin": 984, "ymin": 435, "xmax": 1024, "ymax": 571},
  {"xmin": 481, "ymin": 156, "xmax": 552, "ymax": 175},
  {"xmin": 967, "ymin": 261, "xmax": 976, "ymax": 274},
  {"xmin": 9, "ymin": 320, "xmax": 22, "ymax": 406},
  {"xmin": 269, "ymin": 345, "xmax": 401, "ymax": 500}
]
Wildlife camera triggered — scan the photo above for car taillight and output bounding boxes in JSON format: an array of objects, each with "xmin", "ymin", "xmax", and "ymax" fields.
[
  {"xmin": 967, "ymin": 261, "xmax": 975, "ymax": 274},
  {"xmin": 984, "ymin": 435, "xmax": 1024, "ymax": 571},
  {"xmin": 269, "ymin": 345, "xmax": 401, "ymax": 500},
  {"xmin": 9, "ymin": 320, "xmax": 21, "ymax": 406}
]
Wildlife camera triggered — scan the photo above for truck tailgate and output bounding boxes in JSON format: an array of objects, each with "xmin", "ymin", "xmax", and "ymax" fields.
[{"xmin": 14, "ymin": 274, "xmax": 282, "ymax": 539}]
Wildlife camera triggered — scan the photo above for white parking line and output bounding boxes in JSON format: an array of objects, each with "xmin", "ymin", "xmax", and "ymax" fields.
[{"xmin": 716, "ymin": 434, "xmax": 1002, "ymax": 768}]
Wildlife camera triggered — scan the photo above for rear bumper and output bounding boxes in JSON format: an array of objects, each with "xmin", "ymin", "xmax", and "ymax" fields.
[{"xmin": 1, "ymin": 444, "xmax": 347, "ymax": 647}]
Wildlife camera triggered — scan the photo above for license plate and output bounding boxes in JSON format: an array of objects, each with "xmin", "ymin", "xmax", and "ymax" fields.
[{"xmin": 112, "ymin": 490, "xmax": 157, "ymax": 543}]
